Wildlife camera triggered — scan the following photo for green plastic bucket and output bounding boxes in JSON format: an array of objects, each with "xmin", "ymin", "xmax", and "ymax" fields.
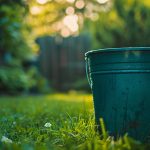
[{"xmin": 85, "ymin": 47, "xmax": 150, "ymax": 141}]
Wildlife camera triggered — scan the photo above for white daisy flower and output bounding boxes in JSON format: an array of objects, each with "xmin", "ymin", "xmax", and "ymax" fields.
[
  {"xmin": 44, "ymin": 122, "xmax": 52, "ymax": 128},
  {"xmin": 1, "ymin": 136, "xmax": 13, "ymax": 143}
]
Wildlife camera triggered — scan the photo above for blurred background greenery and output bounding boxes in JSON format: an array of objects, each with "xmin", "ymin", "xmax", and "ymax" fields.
[{"xmin": 0, "ymin": 0, "xmax": 150, "ymax": 94}]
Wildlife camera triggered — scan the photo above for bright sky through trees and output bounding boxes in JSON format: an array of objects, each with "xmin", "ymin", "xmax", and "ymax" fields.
[
  {"xmin": 28, "ymin": 0, "xmax": 111, "ymax": 37},
  {"xmin": 97, "ymin": 0, "xmax": 109, "ymax": 4},
  {"xmin": 36, "ymin": 0, "xmax": 51, "ymax": 4}
]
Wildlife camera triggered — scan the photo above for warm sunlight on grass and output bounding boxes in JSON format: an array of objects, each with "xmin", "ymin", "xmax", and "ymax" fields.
[
  {"xmin": 46, "ymin": 93, "xmax": 92, "ymax": 102},
  {"xmin": 0, "ymin": 94, "xmax": 150, "ymax": 149}
]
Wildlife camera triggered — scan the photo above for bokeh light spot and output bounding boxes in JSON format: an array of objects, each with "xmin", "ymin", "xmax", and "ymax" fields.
[
  {"xmin": 30, "ymin": 6, "xmax": 41, "ymax": 15},
  {"xmin": 63, "ymin": 15, "xmax": 79, "ymax": 32},
  {"xmin": 66, "ymin": 0, "xmax": 75, "ymax": 3},
  {"xmin": 75, "ymin": 0, "xmax": 85, "ymax": 9},
  {"xmin": 66, "ymin": 7, "xmax": 75, "ymax": 15},
  {"xmin": 37, "ymin": 0, "xmax": 49, "ymax": 4},
  {"xmin": 97, "ymin": 0, "xmax": 109, "ymax": 4},
  {"xmin": 61, "ymin": 28, "xmax": 70, "ymax": 37}
]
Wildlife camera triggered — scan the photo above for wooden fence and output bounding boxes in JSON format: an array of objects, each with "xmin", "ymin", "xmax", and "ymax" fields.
[{"xmin": 36, "ymin": 35, "xmax": 91, "ymax": 91}]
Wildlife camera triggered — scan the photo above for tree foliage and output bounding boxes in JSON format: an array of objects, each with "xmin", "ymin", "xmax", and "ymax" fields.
[
  {"xmin": 0, "ymin": 0, "xmax": 37, "ymax": 94},
  {"xmin": 88, "ymin": 0, "xmax": 150, "ymax": 48},
  {"xmin": 0, "ymin": 0, "xmax": 33, "ymax": 66},
  {"xmin": 27, "ymin": 0, "xmax": 110, "ymax": 36}
]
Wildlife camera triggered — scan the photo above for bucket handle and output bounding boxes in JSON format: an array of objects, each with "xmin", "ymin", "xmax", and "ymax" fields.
[{"xmin": 85, "ymin": 57, "xmax": 92, "ymax": 88}]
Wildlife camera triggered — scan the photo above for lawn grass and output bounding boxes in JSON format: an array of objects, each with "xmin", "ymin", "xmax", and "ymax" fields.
[{"xmin": 0, "ymin": 93, "xmax": 149, "ymax": 150}]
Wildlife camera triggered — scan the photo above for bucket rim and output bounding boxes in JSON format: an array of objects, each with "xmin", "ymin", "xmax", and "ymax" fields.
[{"xmin": 85, "ymin": 47, "xmax": 150, "ymax": 57}]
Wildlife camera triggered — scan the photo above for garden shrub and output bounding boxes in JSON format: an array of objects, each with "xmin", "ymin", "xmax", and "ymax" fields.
[
  {"xmin": 0, "ymin": 0, "xmax": 50, "ymax": 94},
  {"xmin": 0, "ymin": 67, "xmax": 35, "ymax": 94},
  {"xmin": 72, "ymin": 78, "xmax": 91, "ymax": 93},
  {"xmin": 86, "ymin": 0, "xmax": 150, "ymax": 49}
]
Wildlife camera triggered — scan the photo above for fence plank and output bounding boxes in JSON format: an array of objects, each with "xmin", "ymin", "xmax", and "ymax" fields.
[{"xmin": 36, "ymin": 35, "xmax": 91, "ymax": 91}]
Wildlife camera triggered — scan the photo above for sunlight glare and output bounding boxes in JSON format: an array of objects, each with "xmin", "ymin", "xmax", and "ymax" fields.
[
  {"xmin": 66, "ymin": 0, "xmax": 75, "ymax": 3},
  {"xmin": 61, "ymin": 28, "xmax": 70, "ymax": 37},
  {"xmin": 97, "ymin": 0, "xmax": 109, "ymax": 4},
  {"xmin": 66, "ymin": 7, "xmax": 75, "ymax": 15},
  {"xmin": 63, "ymin": 15, "xmax": 79, "ymax": 32},
  {"xmin": 75, "ymin": 0, "xmax": 85, "ymax": 9},
  {"xmin": 37, "ymin": 0, "xmax": 49, "ymax": 4},
  {"xmin": 30, "ymin": 6, "xmax": 41, "ymax": 15}
]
